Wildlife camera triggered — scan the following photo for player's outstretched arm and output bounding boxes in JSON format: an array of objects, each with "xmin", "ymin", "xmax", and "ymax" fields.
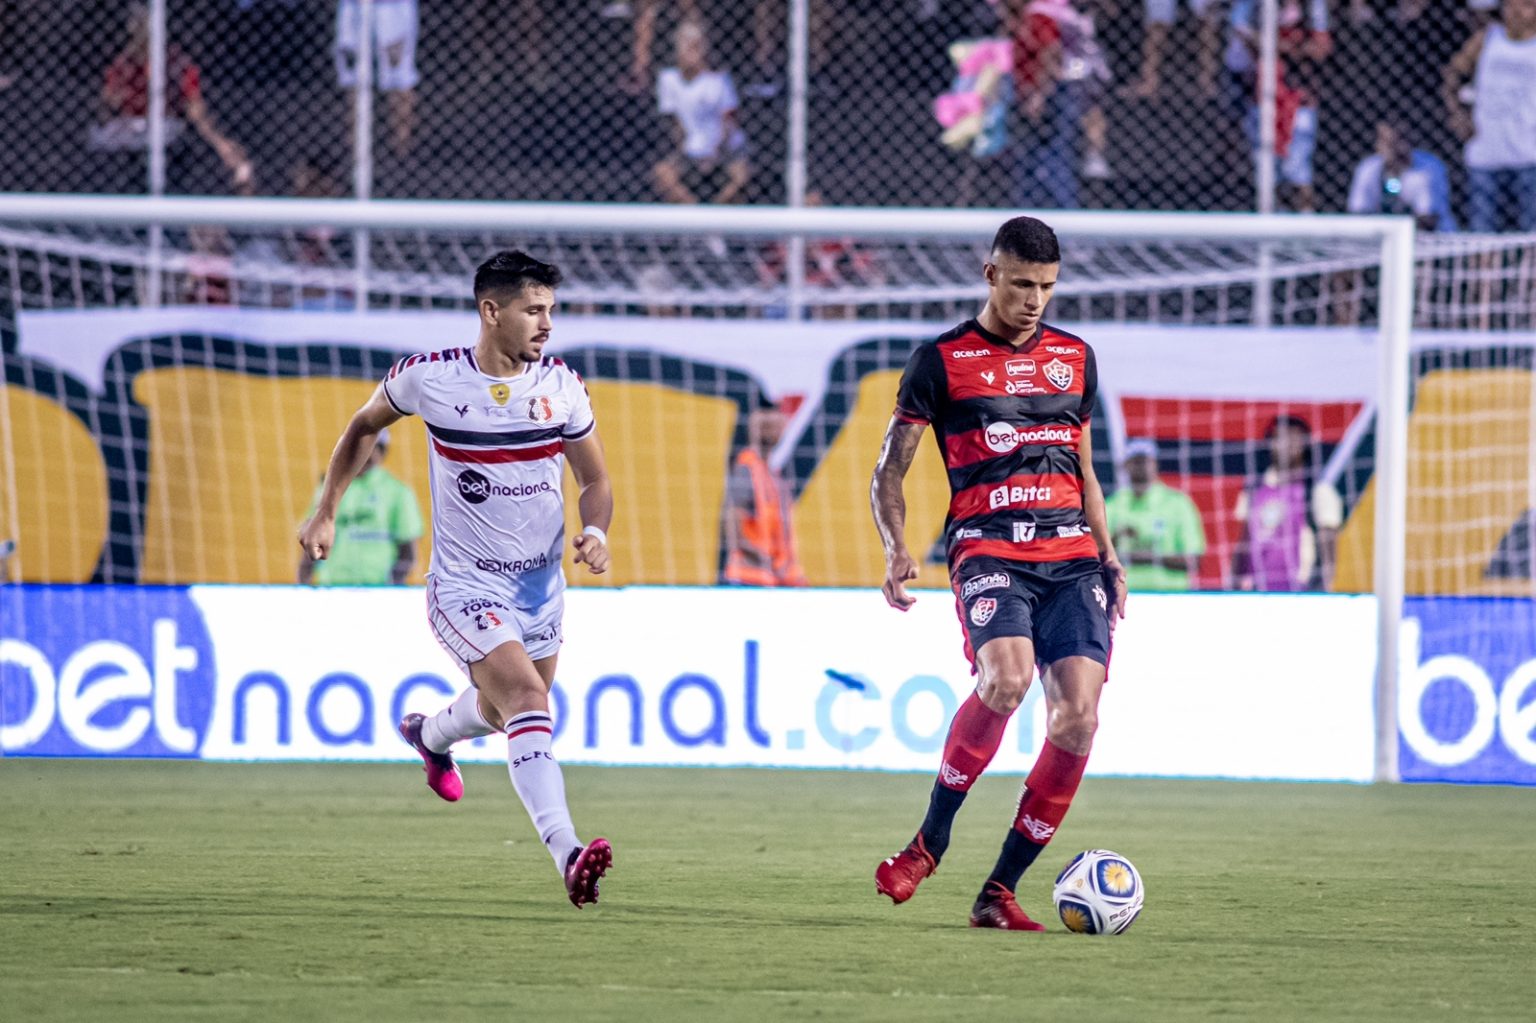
[
  {"xmin": 871, "ymin": 416, "xmax": 926, "ymax": 610},
  {"xmin": 297, "ymin": 384, "xmax": 402, "ymax": 562},
  {"xmin": 566, "ymin": 429, "xmax": 613, "ymax": 575},
  {"xmin": 1079, "ymin": 422, "xmax": 1128, "ymax": 628}
]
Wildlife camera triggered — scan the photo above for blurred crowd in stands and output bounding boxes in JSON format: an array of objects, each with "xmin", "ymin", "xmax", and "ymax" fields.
[{"xmin": 0, "ymin": 0, "xmax": 1530, "ymax": 231}]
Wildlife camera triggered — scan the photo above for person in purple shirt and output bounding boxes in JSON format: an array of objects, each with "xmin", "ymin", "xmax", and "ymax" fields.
[{"xmin": 1231, "ymin": 414, "xmax": 1344, "ymax": 592}]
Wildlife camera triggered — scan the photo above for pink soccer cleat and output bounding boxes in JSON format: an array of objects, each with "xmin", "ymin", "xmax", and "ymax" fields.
[
  {"xmin": 398, "ymin": 713, "xmax": 464, "ymax": 802},
  {"xmin": 564, "ymin": 838, "xmax": 613, "ymax": 908},
  {"xmin": 969, "ymin": 882, "xmax": 1047, "ymax": 932},
  {"xmin": 874, "ymin": 833, "xmax": 937, "ymax": 905}
]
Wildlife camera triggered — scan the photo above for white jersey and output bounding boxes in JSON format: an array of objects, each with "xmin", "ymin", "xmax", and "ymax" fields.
[
  {"xmin": 656, "ymin": 67, "xmax": 745, "ymax": 160},
  {"xmin": 382, "ymin": 347, "xmax": 594, "ymax": 607},
  {"xmin": 1466, "ymin": 24, "xmax": 1536, "ymax": 170}
]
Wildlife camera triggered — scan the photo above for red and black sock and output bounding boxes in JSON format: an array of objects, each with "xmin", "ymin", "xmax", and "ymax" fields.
[
  {"xmin": 981, "ymin": 738, "xmax": 1088, "ymax": 896},
  {"xmin": 917, "ymin": 691, "xmax": 1008, "ymax": 862}
]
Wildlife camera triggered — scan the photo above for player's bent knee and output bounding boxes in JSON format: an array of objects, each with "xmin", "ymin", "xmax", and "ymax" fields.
[
  {"xmin": 977, "ymin": 672, "xmax": 1031, "ymax": 714},
  {"xmin": 1046, "ymin": 703, "xmax": 1098, "ymax": 753}
]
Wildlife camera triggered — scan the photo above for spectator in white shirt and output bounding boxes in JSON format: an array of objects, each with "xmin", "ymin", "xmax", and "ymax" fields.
[
  {"xmin": 652, "ymin": 21, "xmax": 750, "ymax": 205},
  {"xmin": 1443, "ymin": 0, "xmax": 1536, "ymax": 232}
]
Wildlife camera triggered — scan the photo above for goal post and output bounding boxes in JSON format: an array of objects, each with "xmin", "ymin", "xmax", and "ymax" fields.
[{"xmin": 0, "ymin": 194, "xmax": 1416, "ymax": 781}]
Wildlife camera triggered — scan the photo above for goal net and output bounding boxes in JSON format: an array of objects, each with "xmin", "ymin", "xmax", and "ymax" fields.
[
  {"xmin": 6, "ymin": 197, "xmax": 1536, "ymax": 780},
  {"xmin": 1, "ymin": 199, "xmax": 1440, "ymax": 594}
]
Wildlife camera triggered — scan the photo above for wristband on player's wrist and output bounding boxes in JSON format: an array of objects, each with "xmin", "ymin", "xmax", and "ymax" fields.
[{"xmin": 582, "ymin": 525, "xmax": 608, "ymax": 546}]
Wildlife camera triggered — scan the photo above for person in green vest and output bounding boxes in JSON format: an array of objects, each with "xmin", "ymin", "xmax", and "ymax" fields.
[
  {"xmin": 298, "ymin": 428, "xmax": 423, "ymax": 585},
  {"xmin": 1104, "ymin": 437, "xmax": 1206, "ymax": 592}
]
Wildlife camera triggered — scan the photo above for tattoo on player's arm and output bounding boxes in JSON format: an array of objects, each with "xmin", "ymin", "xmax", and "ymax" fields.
[{"xmin": 871, "ymin": 419, "xmax": 925, "ymax": 551}]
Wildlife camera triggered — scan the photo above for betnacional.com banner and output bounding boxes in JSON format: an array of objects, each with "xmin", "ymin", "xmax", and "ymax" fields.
[{"xmin": 4, "ymin": 585, "xmax": 1533, "ymax": 783}]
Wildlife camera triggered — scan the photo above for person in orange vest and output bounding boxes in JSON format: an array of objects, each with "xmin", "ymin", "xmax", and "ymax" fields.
[{"xmin": 720, "ymin": 399, "xmax": 807, "ymax": 587}]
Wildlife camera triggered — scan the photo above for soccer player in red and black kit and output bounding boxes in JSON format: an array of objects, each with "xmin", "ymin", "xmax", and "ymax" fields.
[{"xmin": 871, "ymin": 216, "xmax": 1128, "ymax": 931}]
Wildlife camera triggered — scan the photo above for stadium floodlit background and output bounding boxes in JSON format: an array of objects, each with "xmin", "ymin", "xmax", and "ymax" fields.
[{"xmin": 1, "ymin": 2, "xmax": 1534, "ymax": 1019}]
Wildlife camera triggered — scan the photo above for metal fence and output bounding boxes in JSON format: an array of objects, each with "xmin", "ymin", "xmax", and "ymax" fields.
[{"xmin": 1, "ymin": 0, "xmax": 1520, "ymax": 228}]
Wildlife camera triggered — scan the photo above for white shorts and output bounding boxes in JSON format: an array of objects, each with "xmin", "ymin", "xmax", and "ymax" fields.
[
  {"xmin": 335, "ymin": 0, "xmax": 420, "ymax": 91},
  {"xmin": 426, "ymin": 576, "xmax": 564, "ymax": 674}
]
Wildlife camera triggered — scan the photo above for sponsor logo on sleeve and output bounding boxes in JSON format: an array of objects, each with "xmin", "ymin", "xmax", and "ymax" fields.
[
  {"xmin": 955, "ymin": 527, "xmax": 984, "ymax": 539},
  {"xmin": 960, "ymin": 572, "xmax": 1010, "ymax": 601}
]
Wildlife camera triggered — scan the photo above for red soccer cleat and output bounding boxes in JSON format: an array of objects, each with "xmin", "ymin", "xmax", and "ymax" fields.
[
  {"xmin": 398, "ymin": 713, "xmax": 464, "ymax": 802},
  {"xmin": 969, "ymin": 882, "xmax": 1047, "ymax": 931},
  {"xmin": 875, "ymin": 834, "xmax": 937, "ymax": 905},
  {"xmin": 564, "ymin": 838, "xmax": 613, "ymax": 909}
]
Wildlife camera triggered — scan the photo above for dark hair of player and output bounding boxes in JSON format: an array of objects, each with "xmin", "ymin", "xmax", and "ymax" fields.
[
  {"xmin": 473, "ymin": 250, "xmax": 564, "ymax": 301},
  {"xmin": 990, "ymin": 216, "xmax": 1061, "ymax": 265}
]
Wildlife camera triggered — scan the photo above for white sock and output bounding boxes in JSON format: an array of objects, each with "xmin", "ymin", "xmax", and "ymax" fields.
[
  {"xmin": 420, "ymin": 687, "xmax": 495, "ymax": 753},
  {"xmin": 505, "ymin": 710, "xmax": 580, "ymax": 871}
]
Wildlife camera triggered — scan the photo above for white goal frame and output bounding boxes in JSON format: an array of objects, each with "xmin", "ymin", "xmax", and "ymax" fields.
[{"xmin": 0, "ymin": 195, "xmax": 1416, "ymax": 782}]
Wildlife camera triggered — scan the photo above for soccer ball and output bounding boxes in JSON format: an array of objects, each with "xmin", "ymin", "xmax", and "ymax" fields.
[{"xmin": 1051, "ymin": 849, "xmax": 1144, "ymax": 934}]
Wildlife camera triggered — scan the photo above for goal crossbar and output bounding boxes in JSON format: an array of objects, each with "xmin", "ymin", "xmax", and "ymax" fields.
[{"xmin": 0, "ymin": 194, "xmax": 1412, "ymax": 243}]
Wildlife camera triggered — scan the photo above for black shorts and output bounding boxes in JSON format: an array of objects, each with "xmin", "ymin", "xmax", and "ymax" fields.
[{"xmin": 951, "ymin": 555, "xmax": 1112, "ymax": 671}]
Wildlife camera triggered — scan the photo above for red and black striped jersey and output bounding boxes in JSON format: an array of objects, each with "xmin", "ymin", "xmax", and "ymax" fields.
[{"xmin": 895, "ymin": 318, "xmax": 1099, "ymax": 571}]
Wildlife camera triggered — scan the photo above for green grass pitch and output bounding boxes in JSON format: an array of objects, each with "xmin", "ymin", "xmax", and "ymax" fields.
[{"xmin": 2, "ymin": 761, "xmax": 1533, "ymax": 1022}]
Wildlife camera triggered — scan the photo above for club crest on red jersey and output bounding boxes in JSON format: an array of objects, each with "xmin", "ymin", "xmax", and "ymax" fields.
[
  {"xmin": 970, "ymin": 597, "xmax": 998, "ymax": 626},
  {"xmin": 1043, "ymin": 358, "xmax": 1074, "ymax": 391},
  {"xmin": 527, "ymin": 395, "xmax": 554, "ymax": 423}
]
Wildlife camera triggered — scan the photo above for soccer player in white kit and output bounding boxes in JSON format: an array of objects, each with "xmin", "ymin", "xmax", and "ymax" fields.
[{"xmin": 298, "ymin": 251, "xmax": 615, "ymax": 908}]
